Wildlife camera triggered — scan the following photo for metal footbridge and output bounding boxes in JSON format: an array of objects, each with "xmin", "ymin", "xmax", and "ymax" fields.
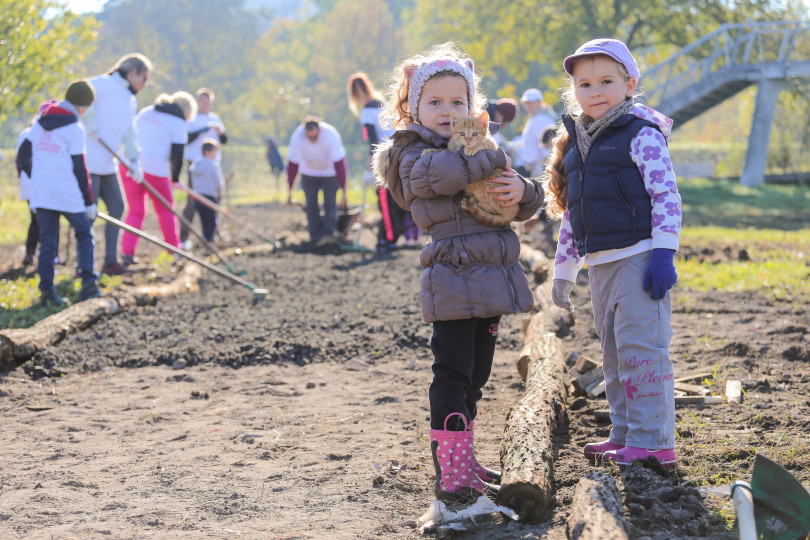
[{"xmin": 640, "ymin": 21, "xmax": 810, "ymax": 185}]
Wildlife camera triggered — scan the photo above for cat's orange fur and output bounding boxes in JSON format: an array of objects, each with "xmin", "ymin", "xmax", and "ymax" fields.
[{"xmin": 446, "ymin": 110, "xmax": 518, "ymax": 227}]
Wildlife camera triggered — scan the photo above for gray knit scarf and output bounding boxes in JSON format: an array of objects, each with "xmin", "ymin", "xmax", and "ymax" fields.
[{"xmin": 575, "ymin": 99, "xmax": 634, "ymax": 163}]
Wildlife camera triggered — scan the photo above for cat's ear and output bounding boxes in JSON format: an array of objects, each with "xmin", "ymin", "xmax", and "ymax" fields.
[{"xmin": 477, "ymin": 109, "xmax": 489, "ymax": 127}]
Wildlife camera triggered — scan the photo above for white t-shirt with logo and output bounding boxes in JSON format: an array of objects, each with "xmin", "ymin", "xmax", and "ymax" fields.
[
  {"xmin": 184, "ymin": 111, "xmax": 225, "ymax": 163},
  {"xmin": 135, "ymin": 106, "xmax": 188, "ymax": 178},
  {"xmin": 28, "ymin": 119, "xmax": 87, "ymax": 213},
  {"xmin": 287, "ymin": 122, "xmax": 346, "ymax": 177}
]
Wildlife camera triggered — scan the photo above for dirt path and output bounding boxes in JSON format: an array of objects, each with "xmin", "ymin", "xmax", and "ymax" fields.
[{"xmin": 1, "ymin": 203, "xmax": 808, "ymax": 539}]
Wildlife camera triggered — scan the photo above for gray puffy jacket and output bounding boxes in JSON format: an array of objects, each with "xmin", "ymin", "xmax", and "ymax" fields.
[{"xmin": 375, "ymin": 123, "xmax": 544, "ymax": 322}]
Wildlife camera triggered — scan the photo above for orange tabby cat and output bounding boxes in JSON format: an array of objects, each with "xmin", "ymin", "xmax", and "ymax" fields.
[{"xmin": 448, "ymin": 110, "xmax": 518, "ymax": 227}]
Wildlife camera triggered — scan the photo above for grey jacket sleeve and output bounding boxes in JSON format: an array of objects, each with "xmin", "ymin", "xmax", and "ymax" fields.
[{"xmin": 406, "ymin": 147, "xmax": 508, "ymax": 199}]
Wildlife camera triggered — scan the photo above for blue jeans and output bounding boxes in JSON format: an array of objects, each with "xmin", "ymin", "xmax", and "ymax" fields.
[
  {"xmin": 91, "ymin": 172, "xmax": 125, "ymax": 266},
  {"xmin": 301, "ymin": 175, "xmax": 338, "ymax": 242},
  {"xmin": 194, "ymin": 196, "xmax": 219, "ymax": 242},
  {"xmin": 36, "ymin": 209, "xmax": 97, "ymax": 294}
]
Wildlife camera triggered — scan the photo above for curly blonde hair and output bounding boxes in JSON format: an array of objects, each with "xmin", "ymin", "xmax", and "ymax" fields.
[{"xmin": 380, "ymin": 42, "xmax": 487, "ymax": 131}]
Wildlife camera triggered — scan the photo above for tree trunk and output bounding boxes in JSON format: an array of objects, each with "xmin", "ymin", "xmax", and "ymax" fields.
[
  {"xmin": 497, "ymin": 331, "xmax": 568, "ymax": 523},
  {"xmin": 567, "ymin": 472, "xmax": 629, "ymax": 540}
]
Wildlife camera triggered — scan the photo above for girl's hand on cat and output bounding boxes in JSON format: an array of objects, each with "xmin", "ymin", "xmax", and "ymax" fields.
[{"xmin": 487, "ymin": 171, "xmax": 525, "ymax": 207}]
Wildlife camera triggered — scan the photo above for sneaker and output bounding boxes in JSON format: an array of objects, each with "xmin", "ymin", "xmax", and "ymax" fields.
[
  {"xmin": 40, "ymin": 292, "xmax": 67, "ymax": 308},
  {"xmin": 121, "ymin": 254, "xmax": 138, "ymax": 267},
  {"xmin": 181, "ymin": 240, "xmax": 193, "ymax": 251},
  {"xmin": 22, "ymin": 253, "xmax": 35, "ymax": 266},
  {"xmin": 601, "ymin": 446, "xmax": 677, "ymax": 468},
  {"xmin": 584, "ymin": 440, "xmax": 625, "ymax": 461},
  {"xmin": 79, "ymin": 281, "xmax": 101, "ymax": 301},
  {"xmin": 101, "ymin": 262, "xmax": 128, "ymax": 275}
]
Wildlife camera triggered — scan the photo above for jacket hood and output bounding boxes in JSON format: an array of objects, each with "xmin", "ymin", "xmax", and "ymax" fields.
[
  {"xmin": 154, "ymin": 101, "xmax": 185, "ymax": 120},
  {"xmin": 629, "ymin": 103, "xmax": 673, "ymax": 139},
  {"xmin": 37, "ymin": 100, "xmax": 79, "ymax": 131}
]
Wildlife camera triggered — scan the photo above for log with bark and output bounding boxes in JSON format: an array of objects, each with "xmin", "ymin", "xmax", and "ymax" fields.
[
  {"xmin": 517, "ymin": 280, "xmax": 575, "ymax": 379},
  {"xmin": 0, "ymin": 263, "xmax": 202, "ymax": 369},
  {"xmin": 497, "ymin": 330, "xmax": 568, "ymax": 524},
  {"xmin": 566, "ymin": 472, "xmax": 630, "ymax": 540},
  {"xmin": 519, "ymin": 243, "xmax": 551, "ymax": 283}
]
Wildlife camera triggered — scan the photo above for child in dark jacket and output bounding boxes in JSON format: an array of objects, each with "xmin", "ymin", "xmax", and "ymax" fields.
[
  {"xmin": 16, "ymin": 81, "xmax": 100, "ymax": 305},
  {"xmin": 373, "ymin": 42, "xmax": 544, "ymax": 501},
  {"xmin": 545, "ymin": 38, "xmax": 682, "ymax": 468}
]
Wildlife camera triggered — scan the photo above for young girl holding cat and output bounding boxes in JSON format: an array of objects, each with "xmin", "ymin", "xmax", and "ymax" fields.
[
  {"xmin": 545, "ymin": 38, "xmax": 682, "ymax": 468},
  {"xmin": 374, "ymin": 42, "xmax": 544, "ymax": 500}
]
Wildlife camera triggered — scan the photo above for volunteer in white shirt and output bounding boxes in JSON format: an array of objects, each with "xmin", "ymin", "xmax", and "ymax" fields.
[
  {"xmin": 16, "ymin": 81, "xmax": 101, "ymax": 305},
  {"xmin": 286, "ymin": 116, "xmax": 348, "ymax": 245},
  {"xmin": 82, "ymin": 53, "xmax": 152, "ymax": 275},
  {"xmin": 119, "ymin": 92, "xmax": 196, "ymax": 262}
]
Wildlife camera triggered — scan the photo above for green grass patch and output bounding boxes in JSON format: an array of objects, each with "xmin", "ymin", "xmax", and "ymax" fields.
[
  {"xmin": 0, "ymin": 273, "xmax": 123, "ymax": 330},
  {"xmin": 678, "ymin": 226, "xmax": 810, "ymax": 301}
]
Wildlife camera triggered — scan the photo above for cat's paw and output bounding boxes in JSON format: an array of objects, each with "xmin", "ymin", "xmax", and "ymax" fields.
[{"xmin": 464, "ymin": 148, "xmax": 476, "ymax": 156}]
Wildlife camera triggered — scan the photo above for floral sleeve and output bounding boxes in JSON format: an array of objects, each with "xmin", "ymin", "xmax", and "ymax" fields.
[
  {"xmin": 552, "ymin": 211, "xmax": 584, "ymax": 283},
  {"xmin": 631, "ymin": 127, "xmax": 681, "ymax": 251}
]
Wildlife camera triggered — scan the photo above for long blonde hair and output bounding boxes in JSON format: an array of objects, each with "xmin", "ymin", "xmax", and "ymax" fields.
[
  {"xmin": 380, "ymin": 42, "xmax": 486, "ymax": 131},
  {"xmin": 543, "ymin": 56, "xmax": 637, "ymax": 219}
]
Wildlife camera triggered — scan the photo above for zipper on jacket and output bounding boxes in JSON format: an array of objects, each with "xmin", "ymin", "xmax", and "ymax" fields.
[
  {"xmin": 613, "ymin": 175, "xmax": 638, "ymax": 235},
  {"xmin": 497, "ymin": 230, "xmax": 520, "ymax": 312}
]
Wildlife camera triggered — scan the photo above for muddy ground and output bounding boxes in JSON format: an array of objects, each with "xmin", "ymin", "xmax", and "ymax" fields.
[{"xmin": 1, "ymin": 202, "xmax": 808, "ymax": 539}]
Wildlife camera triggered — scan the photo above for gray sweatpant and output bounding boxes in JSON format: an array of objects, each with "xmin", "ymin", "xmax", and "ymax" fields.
[
  {"xmin": 589, "ymin": 251, "xmax": 675, "ymax": 449},
  {"xmin": 91, "ymin": 172, "xmax": 125, "ymax": 267}
]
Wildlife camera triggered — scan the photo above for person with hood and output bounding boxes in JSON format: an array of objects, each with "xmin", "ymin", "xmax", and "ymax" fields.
[
  {"xmin": 16, "ymin": 81, "xmax": 100, "ymax": 306},
  {"xmin": 82, "ymin": 53, "xmax": 152, "ymax": 274},
  {"xmin": 544, "ymin": 39, "xmax": 682, "ymax": 469},
  {"xmin": 119, "ymin": 91, "xmax": 196, "ymax": 261}
]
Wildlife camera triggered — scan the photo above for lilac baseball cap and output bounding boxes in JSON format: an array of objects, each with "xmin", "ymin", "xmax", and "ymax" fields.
[{"xmin": 563, "ymin": 38, "xmax": 640, "ymax": 81}]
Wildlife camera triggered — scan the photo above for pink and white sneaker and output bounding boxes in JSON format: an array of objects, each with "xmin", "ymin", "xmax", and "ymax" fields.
[
  {"xmin": 583, "ymin": 440, "xmax": 625, "ymax": 461},
  {"xmin": 601, "ymin": 446, "xmax": 677, "ymax": 468}
]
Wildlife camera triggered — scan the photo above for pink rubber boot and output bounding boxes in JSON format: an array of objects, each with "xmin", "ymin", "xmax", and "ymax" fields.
[
  {"xmin": 430, "ymin": 413, "xmax": 498, "ymax": 501},
  {"xmin": 583, "ymin": 440, "xmax": 625, "ymax": 461},
  {"xmin": 601, "ymin": 446, "xmax": 677, "ymax": 469},
  {"xmin": 469, "ymin": 420, "xmax": 501, "ymax": 484}
]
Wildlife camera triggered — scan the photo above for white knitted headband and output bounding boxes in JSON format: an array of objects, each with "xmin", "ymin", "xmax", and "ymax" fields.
[{"xmin": 407, "ymin": 58, "xmax": 475, "ymax": 122}]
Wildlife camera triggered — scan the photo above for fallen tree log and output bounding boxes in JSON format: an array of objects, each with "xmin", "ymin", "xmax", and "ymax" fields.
[
  {"xmin": 567, "ymin": 472, "xmax": 629, "ymax": 540},
  {"xmin": 0, "ymin": 263, "xmax": 202, "ymax": 369},
  {"xmin": 517, "ymin": 280, "xmax": 575, "ymax": 379},
  {"xmin": 497, "ymin": 331, "xmax": 568, "ymax": 524}
]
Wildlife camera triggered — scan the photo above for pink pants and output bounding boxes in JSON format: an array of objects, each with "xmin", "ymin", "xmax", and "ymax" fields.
[{"xmin": 120, "ymin": 163, "xmax": 179, "ymax": 255}]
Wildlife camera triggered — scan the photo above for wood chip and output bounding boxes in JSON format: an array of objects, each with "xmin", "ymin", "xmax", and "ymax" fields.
[
  {"xmin": 586, "ymin": 379, "xmax": 606, "ymax": 399},
  {"xmin": 674, "ymin": 382, "xmax": 709, "ymax": 396},
  {"xmin": 574, "ymin": 354, "xmax": 600, "ymax": 373},
  {"xmin": 725, "ymin": 380, "xmax": 742, "ymax": 404},
  {"xmin": 572, "ymin": 366, "xmax": 604, "ymax": 397},
  {"xmin": 674, "ymin": 371, "xmax": 713, "ymax": 383},
  {"xmin": 675, "ymin": 395, "xmax": 723, "ymax": 405}
]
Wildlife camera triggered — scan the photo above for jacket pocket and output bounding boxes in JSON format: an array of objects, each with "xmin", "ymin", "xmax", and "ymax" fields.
[{"xmin": 613, "ymin": 176, "xmax": 637, "ymax": 235}]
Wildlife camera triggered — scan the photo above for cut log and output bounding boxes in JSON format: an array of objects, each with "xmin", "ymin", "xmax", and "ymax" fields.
[
  {"xmin": 572, "ymin": 366, "xmax": 604, "ymax": 397},
  {"xmin": 574, "ymin": 354, "xmax": 600, "ymax": 373},
  {"xmin": 498, "ymin": 332, "xmax": 568, "ymax": 524},
  {"xmin": 518, "ymin": 280, "xmax": 575, "ymax": 379},
  {"xmin": 567, "ymin": 472, "xmax": 629, "ymax": 540},
  {"xmin": 586, "ymin": 379, "xmax": 606, "ymax": 399},
  {"xmin": 725, "ymin": 380, "xmax": 742, "ymax": 404},
  {"xmin": 674, "ymin": 382, "xmax": 708, "ymax": 396},
  {"xmin": 0, "ymin": 263, "xmax": 203, "ymax": 368},
  {"xmin": 675, "ymin": 395, "xmax": 723, "ymax": 405}
]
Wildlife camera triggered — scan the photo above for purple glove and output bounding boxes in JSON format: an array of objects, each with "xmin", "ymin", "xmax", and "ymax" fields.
[{"xmin": 643, "ymin": 248, "xmax": 677, "ymax": 300}]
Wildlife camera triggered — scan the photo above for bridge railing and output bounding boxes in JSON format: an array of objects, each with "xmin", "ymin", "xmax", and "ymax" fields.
[{"xmin": 641, "ymin": 21, "xmax": 810, "ymax": 107}]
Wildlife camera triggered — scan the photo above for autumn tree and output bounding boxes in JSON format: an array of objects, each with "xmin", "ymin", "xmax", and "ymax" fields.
[{"xmin": 0, "ymin": 0, "xmax": 98, "ymax": 123}]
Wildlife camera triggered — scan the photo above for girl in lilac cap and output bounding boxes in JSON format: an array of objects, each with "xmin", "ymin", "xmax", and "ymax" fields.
[
  {"xmin": 374, "ymin": 42, "xmax": 544, "ymax": 501},
  {"xmin": 544, "ymin": 38, "xmax": 682, "ymax": 468}
]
